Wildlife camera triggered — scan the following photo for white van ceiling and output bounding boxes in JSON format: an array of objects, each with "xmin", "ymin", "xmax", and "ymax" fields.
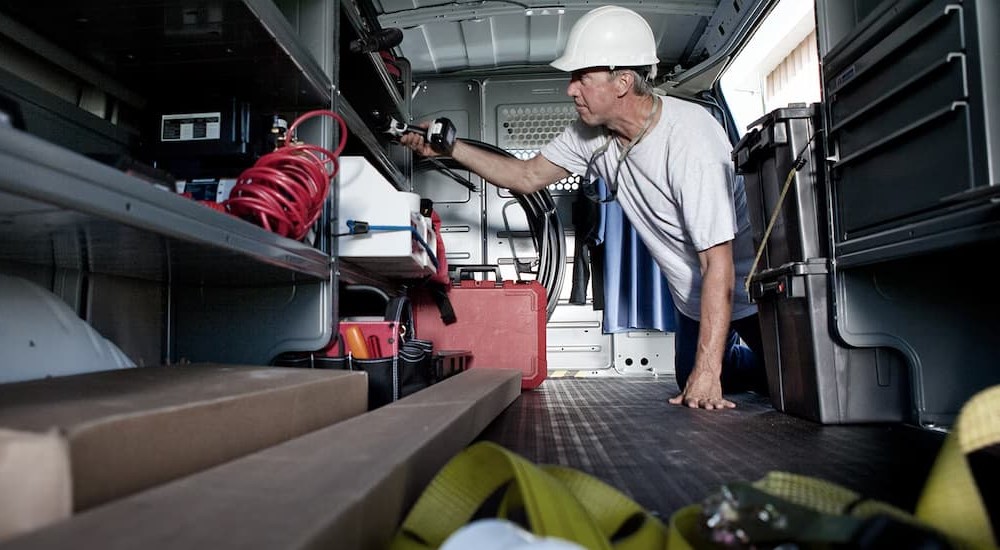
[{"xmin": 373, "ymin": 0, "xmax": 771, "ymax": 83}]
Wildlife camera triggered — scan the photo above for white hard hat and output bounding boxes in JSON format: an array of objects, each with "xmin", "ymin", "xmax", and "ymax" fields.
[{"xmin": 550, "ymin": 6, "xmax": 659, "ymax": 79}]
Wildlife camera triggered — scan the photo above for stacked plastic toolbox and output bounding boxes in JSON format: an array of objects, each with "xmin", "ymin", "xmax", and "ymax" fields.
[{"xmin": 734, "ymin": 104, "xmax": 908, "ymax": 424}]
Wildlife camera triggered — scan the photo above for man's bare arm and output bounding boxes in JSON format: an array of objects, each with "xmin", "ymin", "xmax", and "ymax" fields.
[
  {"xmin": 400, "ymin": 127, "xmax": 569, "ymax": 194},
  {"xmin": 668, "ymin": 241, "xmax": 737, "ymax": 410}
]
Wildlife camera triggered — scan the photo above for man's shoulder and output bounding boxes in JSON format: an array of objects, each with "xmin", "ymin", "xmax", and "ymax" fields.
[
  {"xmin": 661, "ymin": 96, "xmax": 717, "ymax": 125},
  {"xmin": 551, "ymin": 119, "xmax": 605, "ymax": 150},
  {"xmin": 540, "ymin": 119, "xmax": 604, "ymax": 169},
  {"xmin": 658, "ymin": 95, "xmax": 731, "ymax": 154}
]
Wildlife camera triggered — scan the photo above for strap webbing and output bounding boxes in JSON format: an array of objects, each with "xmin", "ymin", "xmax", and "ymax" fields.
[
  {"xmin": 916, "ymin": 385, "xmax": 1000, "ymax": 548},
  {"xmin": 389, "ymin": 441, "xmax": 668, "ymax": 550}
]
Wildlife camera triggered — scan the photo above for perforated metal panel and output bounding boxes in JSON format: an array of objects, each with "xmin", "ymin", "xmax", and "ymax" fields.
[
  {"xmin": 498, "ymin": 103, "xmax": 576, "ymax": 148},
  {"xmin": 498, "ymin": 103, "xmax": 582, "ymax": 196}
]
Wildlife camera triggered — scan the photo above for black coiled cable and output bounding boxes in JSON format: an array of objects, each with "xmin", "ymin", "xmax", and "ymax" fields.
[{"xmin": 415, "ymin": 139, "xmax": 566, "ymax": 320}]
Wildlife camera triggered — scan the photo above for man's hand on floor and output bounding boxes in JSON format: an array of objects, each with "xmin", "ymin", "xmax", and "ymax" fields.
[{"xmin": 668, "ymin": 367, "xmax": 735, "ymax": 410}]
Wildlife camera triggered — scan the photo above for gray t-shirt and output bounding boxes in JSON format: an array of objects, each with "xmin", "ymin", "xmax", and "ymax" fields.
[{"xmin": 541, "ymin": 95, "xmax": 756, "ymax": 321}]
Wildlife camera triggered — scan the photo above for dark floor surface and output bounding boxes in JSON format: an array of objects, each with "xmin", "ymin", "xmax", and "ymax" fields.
[{"xmin": 477, "ymin": 376, "xmax": 945, "ymax": 521}]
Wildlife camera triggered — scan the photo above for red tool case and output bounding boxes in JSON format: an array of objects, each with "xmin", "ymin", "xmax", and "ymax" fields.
[{"xmin": 412, "ymin": 267, "xmax": 547, "ymax": 390}]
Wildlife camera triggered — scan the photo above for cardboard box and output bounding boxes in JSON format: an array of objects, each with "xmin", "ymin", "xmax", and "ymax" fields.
[
  {"xmin": 0, "ymin": 364, "xmax": 367, "ymax": 541},
  {"xmin": 0, "ymin": 430, "xmax": 70, "ymax": 544},
  {"xmin": 1, "ymin": 368, "xmax": 521, "ymax": 550}
]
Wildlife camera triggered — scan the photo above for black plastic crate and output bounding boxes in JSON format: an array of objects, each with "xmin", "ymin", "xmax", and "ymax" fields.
[
  {"xmin": 750, "ymin": 260, "xmax": 909, "ymax": 424},
  {"xmin": 734, "ymin": 103, "xmax": 826, "ymax": 272}
]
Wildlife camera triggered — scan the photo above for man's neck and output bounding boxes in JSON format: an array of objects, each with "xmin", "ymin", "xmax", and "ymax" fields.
[{"xmin": 608, "ymin": 94, "xmax": 658, "ymax": 146}]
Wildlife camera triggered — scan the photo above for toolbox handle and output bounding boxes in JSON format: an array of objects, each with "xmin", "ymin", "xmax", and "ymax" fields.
[
  {"xmin": 384, "ymin": 296, "xmax": 414, "ymax": 341},
  {"xmin": 750, "ymin": 278, "xmax": 784, "ymax": 302},
  {"xmin": 454, "ymin": 265, "xmax": 502, "ymax": 281}
]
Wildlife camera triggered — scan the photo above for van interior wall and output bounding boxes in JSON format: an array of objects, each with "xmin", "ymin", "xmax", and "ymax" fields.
[
  {"xmin": 409, "ymin": 75, "xmax": 676, "ymax": 376},
  {"xmin": 835, "ymin": 243, "xmax": 1000, "ymax": 427},
  {"xmin": 0, "ymin": 36, "xmax": 161, "ymax": 369},
  {"xmin": 87, "ymin": 274, "xmax": 165, "ymax": 368},
  {"xmin": 0, "ymin": 266, "xmax": 165, "ymax": 371}
]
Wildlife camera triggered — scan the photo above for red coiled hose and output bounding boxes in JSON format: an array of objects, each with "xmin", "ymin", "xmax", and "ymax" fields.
[{"xmin": 225, "ymin": 110, "xmax": 348, "ymax": 241}]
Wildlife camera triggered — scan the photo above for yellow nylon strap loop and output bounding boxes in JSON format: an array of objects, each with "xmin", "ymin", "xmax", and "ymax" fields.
[
  {"xmin": 390, "ymin": 536, "xmax": 436, "ymax": 550},
  {"xmin": 916, "ymin": 385, "xmax": 1000, "ymax": 549},
  {"xmin": 390, "ymin": 441, "xmax": 612, "ymax": 550},
  {"xmin": 666, "ymin": 505, "xmax": 702, "ymax": 550},
  {"xmin": 392, "ymin": 441, "xmax": 521, "ymax": 547},
  {"xmin": 956, "ymin": 385, "xmax": 1000, "ymax": 454},
  {"xmin": 541, "ymin": 465, "xmax": 669, "ymax": 550},
  {"xmin": 751, "ymin": 471, "xmax": 860, "ymax": 514}
]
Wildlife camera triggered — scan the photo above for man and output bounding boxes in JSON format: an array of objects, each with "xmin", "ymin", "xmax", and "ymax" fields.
[{"xmin": 401, "ymin": 5, "xmax": 766, "ymax": 410}]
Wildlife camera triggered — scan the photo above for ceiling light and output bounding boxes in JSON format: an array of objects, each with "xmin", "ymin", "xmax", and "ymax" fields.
[{"xmin": 525, "ymin": 6, "xmax": 565, "ymax": 16}]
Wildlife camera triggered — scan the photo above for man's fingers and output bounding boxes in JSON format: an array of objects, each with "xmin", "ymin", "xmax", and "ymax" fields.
[
  {"xmin": 668, "ymin": 394, "xmax": 737, "ymax": 410},
  {"xmin": 400, "ymin": 135, "xmax": 423, "ymax": 148}
]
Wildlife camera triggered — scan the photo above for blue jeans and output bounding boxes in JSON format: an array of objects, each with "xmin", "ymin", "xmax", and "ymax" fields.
[{"xmin": 673, "ymin": 309, "xmax": 768, "ymax": 395}]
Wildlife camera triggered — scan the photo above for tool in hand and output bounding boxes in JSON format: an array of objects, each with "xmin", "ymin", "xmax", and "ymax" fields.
[
  {"xmin": 385, "ymin": 117, "xmax": 457, "ymax": 154},
  {"xmin": 386, "ymin": 117, "xmax": 477, "ymax": 192}
]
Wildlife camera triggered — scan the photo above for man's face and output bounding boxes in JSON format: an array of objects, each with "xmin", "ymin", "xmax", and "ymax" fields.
[{"xmin": 566, "ymin": 67, "xmax": 618, "ymax": 126}]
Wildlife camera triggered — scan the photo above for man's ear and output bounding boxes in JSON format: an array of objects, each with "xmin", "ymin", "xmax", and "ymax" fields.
[{"xmin": 614, "ymin": 71, "xmax": 632, "ymax": 98}]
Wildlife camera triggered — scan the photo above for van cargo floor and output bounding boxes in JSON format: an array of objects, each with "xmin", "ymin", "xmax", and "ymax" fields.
[{"xmin": 477, "ymin": 376, "xmax": 944, "ymax": 520}]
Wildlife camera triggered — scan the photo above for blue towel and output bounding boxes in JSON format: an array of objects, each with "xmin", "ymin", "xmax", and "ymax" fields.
[{"xmin": 597, "ymin": 196, "xmax": 677, "ymax": 333}]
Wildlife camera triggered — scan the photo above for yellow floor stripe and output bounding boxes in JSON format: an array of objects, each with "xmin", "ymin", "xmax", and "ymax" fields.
[{"xmin": 548, "ymin": 369, "xmax": 596, "ymax": 378}]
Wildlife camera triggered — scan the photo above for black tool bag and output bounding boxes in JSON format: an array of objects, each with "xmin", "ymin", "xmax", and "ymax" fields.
[
  {"xmin": 272, "ymin": 295, "xmax": 433, "ymax": 410},
  {"xmin": 357, "ymin": 334, "xmax": 434, "ymax": 409}
]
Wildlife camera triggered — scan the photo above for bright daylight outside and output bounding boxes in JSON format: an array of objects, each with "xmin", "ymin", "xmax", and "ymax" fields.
[{"xmin": 720, "ymin": 0, "xmax": 822, "ymax": 136}]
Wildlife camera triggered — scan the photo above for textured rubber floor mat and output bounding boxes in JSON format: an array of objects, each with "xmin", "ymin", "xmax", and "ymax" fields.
[{"xmin": 477, "ymin": 377, "xmax": 943, "ymax": 519}]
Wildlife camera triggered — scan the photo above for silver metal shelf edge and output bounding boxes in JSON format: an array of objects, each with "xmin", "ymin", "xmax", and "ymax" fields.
[
  {"xmin": 243, "ymin": 0, "xmax": 334, "ymax": 101},
  {"xmin": 366, "ymin": 51, "xmax": 407, "ymax": 118},
  {"xmin": 337, "ymin": 97, "xmax": 406, "ymax": 189},
  {"xmin": 0, "ymin": 125, "xmax": 330, "ymax": 280},
  {"xmin": 340, "ymin": 0, "xmax": 407, "ymax": 118}
]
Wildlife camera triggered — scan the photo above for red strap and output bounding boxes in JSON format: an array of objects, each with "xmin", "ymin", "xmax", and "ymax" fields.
[{"xmin": 428, "ymin": 211, "xmax": 450, "ymax": 286}]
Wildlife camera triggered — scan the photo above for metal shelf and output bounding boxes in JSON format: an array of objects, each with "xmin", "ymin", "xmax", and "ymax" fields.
[
  {"xmin": 0, "ymin": 125, "xmax": 330, "ymax": 285},
  {"xmin": 834, "ymin": 201, "xmax": 1000, "ymax": 269},
  {"xmin": 340, "ymin": 0, "xmax": 407, "ymax": 121},
  {"xmin": 0, "ymin": 0, "xmax": 334, "ymax": 109},
  {"xmin": 337, "ymin": 258, "xmax": 397, "ymax": 288},
  {"xmin": 338, "ymin": 97, "xmax": 406, "ymax": 189},
  {"xmin": 0, "ymin": 0, "xmax": 410, "ymax": 284},
  {"xmin": 244, "ymin": 0, "xmax": 335, "ymax": 104}
]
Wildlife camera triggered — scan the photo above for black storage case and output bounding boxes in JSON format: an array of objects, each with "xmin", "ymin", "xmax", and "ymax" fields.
[
  {"xmin": 750, "ymin": 261, "xmax": 909, "ymax": 424},
  {"xmin": 737, "ymin": 104, "xmax": 910, "ymax": 424},
  {"xmin": 734, "ymin": 103, "xmax": 826, "ymax": 271},
  {"xmin": 823, "ymin": 0, "xmax": 1000, "ymax": 266}
]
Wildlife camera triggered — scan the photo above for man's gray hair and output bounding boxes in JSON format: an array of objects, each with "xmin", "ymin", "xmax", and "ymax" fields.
[{"xmin": 609, "ymin": 67, "xmax": 655, "ymax": 96}]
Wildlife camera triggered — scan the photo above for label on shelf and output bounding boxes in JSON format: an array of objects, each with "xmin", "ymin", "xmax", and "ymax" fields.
[{"xmin": 161, "ymin": 112, "xmax": 222, "ymax": 141}]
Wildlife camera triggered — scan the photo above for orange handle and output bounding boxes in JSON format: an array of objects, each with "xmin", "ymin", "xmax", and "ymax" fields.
[{"xmin": 344, "ymin": 325, "xmax": 370, "ymax": 359}]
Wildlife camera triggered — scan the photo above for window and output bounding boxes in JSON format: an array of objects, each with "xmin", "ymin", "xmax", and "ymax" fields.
[{"xmin": 720, "ymin": 0, "xmax": 821, "ymax": 136}]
